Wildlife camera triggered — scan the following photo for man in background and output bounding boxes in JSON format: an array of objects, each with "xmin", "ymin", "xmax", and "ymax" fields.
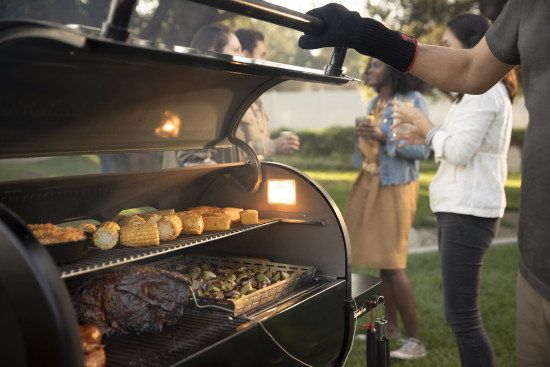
[{"xmin": 235, "ymin": 29, "xmax": 300, "ymax": 161}]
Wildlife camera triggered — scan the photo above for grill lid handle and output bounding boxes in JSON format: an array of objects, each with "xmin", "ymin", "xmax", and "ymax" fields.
[
  {"xmin": 100, "ymin": 0, "xmax": 348, "ymax": 74},
  {"xmin": 100, "ymin": 0, "xmax": 138, "ymax": 42},
  {"xmin": 186, "ymin": 0, "xmax": 347, "ymax": 77}
]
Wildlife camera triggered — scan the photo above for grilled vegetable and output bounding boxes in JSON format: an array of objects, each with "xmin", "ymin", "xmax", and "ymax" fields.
[
  {"xmin": 240, "ymin": 281, "xmax": 256, "ymax": 295},
  {"xmin": 151, "ymin": 209, "xmax": 175, "ymax": 216},
  {"xmin": 200, "ymin": 270, "xmax": 217, "ymax": 281},
  {"xmin": 202, "ymin": 213, "xmax": 231, "ymax": 231},
  {"xmin": 189, "ymin": 265, "xmax": 202, "ymax": 280},
  {"xmin": 140, "ymin": 212, "xmax": 163, "ymax": 223},
  {"xmin": 120, "ymin": 223, "xmax": 159, "ymax": 247},
  {"xmin": 255, "ymin": 273, "xmax": 271, "ymax": 288},
  {"xmin": 271, "ymin": 272, "xmax": 281, "ymax": 283},
  {"xmin": 225, "ymin": 290, "xmax": 242, "ymax": 299},
  {"xmin": 76, "ymin": 222, "xmax": 97, "ymax": 235},
  {"xmin": 205, "ymin": 284, "xmax": 221, "ymax": 293},
  {"xmin": 119, "ymin": 215, "xmax": 147, "ymax": 227},
  {"xmin": 175, "ymin": 261, "xmax": 297, "ymax": 301},
  {"xmin": 203, "ymin": 290, "xmax": 224, "ymax": 299},
  {"xmin": 157, "ymin": 214, "xmax": 182, "ymax": 241},
  {"xmin": 239, "ymin": 209, "xmax": 258, "ymax": 225},
  {"xmin": 176, "ymin": 211, "xmax": 204, "ymax": 235},
  {"xmin": 219, "ymin": 207, "xmax": 243, "ymax": 221},
  {"xmin": 93, "ymin": 221, "xmax": 120, "ymax": 250}
]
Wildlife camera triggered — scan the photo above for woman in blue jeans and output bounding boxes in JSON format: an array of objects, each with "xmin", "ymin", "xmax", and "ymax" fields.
[{"xmin": 391, "ymin": 14, "xmax": 517, "ymax": 367}]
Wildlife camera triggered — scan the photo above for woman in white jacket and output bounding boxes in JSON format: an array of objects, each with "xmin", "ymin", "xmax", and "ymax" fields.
[{"xmin": 391, "ymin": 14, "xmax": 517, "ymax": 367}]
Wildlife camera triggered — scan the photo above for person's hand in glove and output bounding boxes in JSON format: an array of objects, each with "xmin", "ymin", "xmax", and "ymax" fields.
[{"xmin": 298, "ymin": 3, "xmax": 418, "ymax": 73}]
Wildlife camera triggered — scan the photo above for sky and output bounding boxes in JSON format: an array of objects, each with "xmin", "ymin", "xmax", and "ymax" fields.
[{"xmin": 265, "ymin": 0, "xmax": 370, "ymax": 16}]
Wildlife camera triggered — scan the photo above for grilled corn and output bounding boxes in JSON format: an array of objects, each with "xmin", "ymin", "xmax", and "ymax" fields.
[
  {"xmin": 93, "ymin": 221, "xmax": 120, "ymax": 250},
  {"xmin": 157, "ymin": 214, "xmax": 182, "ymax": 241},
  {"xmin": 187, "ymin": 206, "xmax": 221, "ymax": 215},
  {"xmin": 120, "ymin": 223, "xmax": 159, "ymax": 247},
  {"xmin": 150, "ymin": 209, "xmax": 175, "ymax": 216},
  {"xmin": 220, "ymin": 207, "xmax": 243, "ymax": 222},
  {"xmin": 76, "ymin": 222, "xmax": 97, "ymax": 235},
  {"xmin": 140, "ymin": 212, "xmax": 163, "ymax": 223},
  {"xmin": 119, "ymin": 215, "xmax": 146, "ymax": 227},
  {"xmin": 176, "ymin": 211, "xmax": 204, "ymax": 235}
]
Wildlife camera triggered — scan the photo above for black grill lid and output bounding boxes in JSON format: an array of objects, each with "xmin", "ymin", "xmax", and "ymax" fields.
[{"xmin": 0, "ymin": 19, "xmax": 352, "ymax": 160}]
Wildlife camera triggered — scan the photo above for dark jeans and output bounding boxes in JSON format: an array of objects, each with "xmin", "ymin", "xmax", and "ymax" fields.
[{"xmin": 436, "ymin": 212, "xmax": 499, "ymax": 367}]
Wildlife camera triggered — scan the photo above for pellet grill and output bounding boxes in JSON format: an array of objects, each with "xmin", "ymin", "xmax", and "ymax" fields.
[{"xmin": 0, "ymin": 1, "xmax": 382, "ymax": 366}]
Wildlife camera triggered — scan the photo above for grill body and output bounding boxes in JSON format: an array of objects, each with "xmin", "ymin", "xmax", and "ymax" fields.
[{"xmin": 0, "ymin": 5, "xmax": 381, "ymax": 366}]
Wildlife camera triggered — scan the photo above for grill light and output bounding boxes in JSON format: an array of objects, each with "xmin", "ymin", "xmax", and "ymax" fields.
[
  {"xmin": 155, "ymin": 111, "xmax": 181, "ymax": 138},
  {"xmin": 268, "ymin": 180, "xmax": 296, "ymax": 205}
]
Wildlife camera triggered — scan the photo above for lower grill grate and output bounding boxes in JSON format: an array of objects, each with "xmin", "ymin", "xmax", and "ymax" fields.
[{"xmin": 104, "ymin": 309, "xmax": 249, "ymax": 367}]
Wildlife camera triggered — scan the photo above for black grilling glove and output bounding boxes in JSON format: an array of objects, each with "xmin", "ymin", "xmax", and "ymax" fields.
[{"xmin": 298, "ymin": 3, "xmax": 418, "ymax": 73}]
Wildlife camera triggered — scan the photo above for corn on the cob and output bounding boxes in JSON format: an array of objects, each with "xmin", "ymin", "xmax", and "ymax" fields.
[
  {"xmin": 176, "ymin": 211, "xmax": 204, "ymax": 235},
  {"xmin": 120, "ymin": 223, "xmax": 159, "ymax": 247},
  {"xmin": 157, "ymin": 214, "xmax": 182, "ymax": 241},
  {"xmin": 187, "ymin": 206, "xmax": 221, "ymax": 215},
  {"xmin": 220, "ymin": 207, "xmax": 243, "ymax": 222},
  {"xmin": 93, "ymin": 221, "xmax": 120, "ymax": 250},
  {"xmin": 76, "ymin": 222, "xmax": 97, "ymax": 234},
  {"xmin": 119, "ymin": 215, "xmax": 146, "ymax": 227},
  {"xmin": 202, "ymin": 213, "xmax": 231, "ymax": 231},
  {"xmin": 240, "ymin": 209, "xmax": 259, "ymax": 225},
  {"xmin": 113, "ymin": 214, "xmax": 127, "ymax": 224},
  {"xmin": 140, "ymin": 212, "xmax": 163, "ymax": 223},
  {"xmin": 150, "ymin": 209, "xmax": 175, "ymax": 216}
]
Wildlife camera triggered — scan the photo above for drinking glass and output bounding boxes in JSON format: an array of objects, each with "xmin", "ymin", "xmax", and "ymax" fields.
[
  {"xmin": 355, "ymin": 114, "xmax": 374, "ymax": 127},
  {"xmin": 392, "ymin": 98, "xmax": 414, "ymax": 137}
]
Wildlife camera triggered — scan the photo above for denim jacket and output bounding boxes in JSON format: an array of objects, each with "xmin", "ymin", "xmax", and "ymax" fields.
[{"xmin": 353, "ymin": 91, "xmax": 431, "ymax": 186}]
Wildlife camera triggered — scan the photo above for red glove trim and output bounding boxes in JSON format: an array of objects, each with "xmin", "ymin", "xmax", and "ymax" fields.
[{"xmin": 403, "ymin": 35, "xmax": 418, "ymax": 74}]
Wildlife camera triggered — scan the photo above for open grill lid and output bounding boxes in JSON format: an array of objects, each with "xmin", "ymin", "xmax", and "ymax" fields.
[{"xmin": 0, "ymin": 17, "xmax": 352, "ymax": 160}]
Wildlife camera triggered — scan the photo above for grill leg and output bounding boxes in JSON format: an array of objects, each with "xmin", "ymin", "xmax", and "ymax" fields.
[
  {"xmin": 375, "ymin": 319, "xmax": 390, "ymax": 367},
  {"xmin": 366, "ymin": 327, "xmax": 377, "ymax": 366}
]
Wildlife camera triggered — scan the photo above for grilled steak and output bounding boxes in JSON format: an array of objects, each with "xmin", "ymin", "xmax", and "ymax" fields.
[{"xmin": 72, "ymin": 266, "xmax": 189, "ymax": 338}]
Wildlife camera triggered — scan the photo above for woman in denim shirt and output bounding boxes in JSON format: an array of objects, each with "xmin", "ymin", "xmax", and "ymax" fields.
[{"xmin": 345, "ymin": 57, "xmax": 430, "ymax": 359}]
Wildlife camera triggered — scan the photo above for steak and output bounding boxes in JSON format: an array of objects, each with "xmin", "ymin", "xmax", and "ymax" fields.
[{"xmin": 72, "ymin": 266, "xmax": 189, "ymax": 338}]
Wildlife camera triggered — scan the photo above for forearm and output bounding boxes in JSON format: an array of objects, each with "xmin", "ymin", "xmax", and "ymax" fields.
[
  {"xmin": 410, "ymin": 39, "xmax": 513, "ymax": 94},
  {"xmin": 411, "ymin": 109, "xmax": 434, "ymax": 138}
]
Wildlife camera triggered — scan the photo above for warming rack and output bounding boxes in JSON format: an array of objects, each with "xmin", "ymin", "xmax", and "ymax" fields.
[{"xmin": 58, "ymin": 219, "xmax": 281, "ymax": 278}]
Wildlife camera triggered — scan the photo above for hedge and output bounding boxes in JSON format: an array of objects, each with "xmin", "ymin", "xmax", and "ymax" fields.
[{"xmin": 272, "ymin": 126, "xmax": 527, "ymax": 171}]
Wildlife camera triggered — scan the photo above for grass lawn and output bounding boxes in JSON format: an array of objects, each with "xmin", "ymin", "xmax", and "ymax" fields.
[{"xmin": 305, "ymin": 167, "xmax": 521, "ymax": 228}]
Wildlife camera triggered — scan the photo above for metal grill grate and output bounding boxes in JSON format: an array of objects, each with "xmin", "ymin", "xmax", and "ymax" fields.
[
  {"xmin": 104, "ymin": 309, "xmax": 249, "ymax": 367},
  {"xmin": 59, "ymin": 219, "xmax": 280, "ymax": 278}
]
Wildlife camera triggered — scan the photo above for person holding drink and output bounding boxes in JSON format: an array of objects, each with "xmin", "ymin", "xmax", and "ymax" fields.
[
  {"xmin": 390, "ymin": 14, "xmax": 517, "ymax": 367},
  {"xmin": 235, "ymin": 28, "xmax": 300, "ymax": 161},
  {"xmin": 344, "ymin": 57, "xmax": 430, "ymax": 359}
]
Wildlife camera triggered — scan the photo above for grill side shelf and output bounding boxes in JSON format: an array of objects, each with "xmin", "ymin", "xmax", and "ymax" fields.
[{"xmin": 58, "ymin": 219, "xmax": 281, "ymax": 278}]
